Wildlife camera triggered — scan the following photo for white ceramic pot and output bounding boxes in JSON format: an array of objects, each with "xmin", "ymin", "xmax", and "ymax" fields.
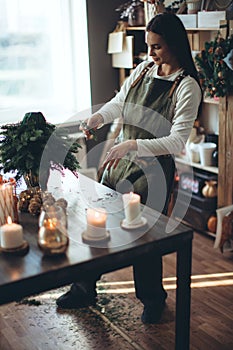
[{"xmin": 198, "ymin": 142, "xmax": 216, "ymax": 166}]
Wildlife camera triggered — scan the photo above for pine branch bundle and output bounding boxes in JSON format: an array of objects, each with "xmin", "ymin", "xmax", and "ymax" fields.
[{"xmin": 0, "ymin": 112, "xmax": 82, "ymax": 185}]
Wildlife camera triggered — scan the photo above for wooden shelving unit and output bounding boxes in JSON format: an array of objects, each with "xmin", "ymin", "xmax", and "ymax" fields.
[{"xmin": 186, "ymin": 22, "xmax": 233, "ymax": 209}]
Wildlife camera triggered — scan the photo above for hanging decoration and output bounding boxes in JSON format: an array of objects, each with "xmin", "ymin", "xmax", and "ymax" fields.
[{"xmin": 195, "ymin": 33, "xmax": 233, "ymax": 98}]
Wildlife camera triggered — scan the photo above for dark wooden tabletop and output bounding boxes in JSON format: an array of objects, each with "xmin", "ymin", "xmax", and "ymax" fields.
[{"xmin": 0, "ymin": 169, "xmax": 193, "ymax": 305}]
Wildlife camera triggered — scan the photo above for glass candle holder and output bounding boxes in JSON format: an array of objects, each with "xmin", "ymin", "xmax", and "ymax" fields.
[{"xmin": 38, "ymin": 205, "xmax": 69, "ymax": 255}]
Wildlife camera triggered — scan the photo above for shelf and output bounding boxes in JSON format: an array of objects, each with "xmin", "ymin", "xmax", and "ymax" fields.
[
  {"xmin": 174, "ymin": 217, "xmax": 216, "ymax": 238},
  {"xmin": 126, "ymin": 26, "xmax": 146, "ymax": 31},
  {"xmin": 175, "ymin": 156, "xmax": 218, "ymax": 174},
  {"xmin": 203, "ymin": 97, "xmax": 219, "ymax": 105},
  {"xmin": 186, "ymin": 27, "xmax": 219, "ymax": 31},
  {"xmin": 126, "ymin": 27, "xmax": 218, "ymax": 32}
]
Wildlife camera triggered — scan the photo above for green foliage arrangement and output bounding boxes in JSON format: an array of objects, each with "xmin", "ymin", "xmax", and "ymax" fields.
[
  {"xmin": 195, "ymin": 33, "xmax": 233, "ymax": 98},
  {"xmin": 0, "ymin": 112, "xmax": 82, "ymax": 188}
]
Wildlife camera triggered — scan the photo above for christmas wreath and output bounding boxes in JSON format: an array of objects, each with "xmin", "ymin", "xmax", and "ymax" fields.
[{"xmin": 195, "ymin": 33, "xmax": 233, "ymax": 98}]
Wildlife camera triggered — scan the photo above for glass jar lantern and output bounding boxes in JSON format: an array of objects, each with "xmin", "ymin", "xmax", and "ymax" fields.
[{"xmin": 38, "ymin": 205, "xmax": 69, "ymax": 255}]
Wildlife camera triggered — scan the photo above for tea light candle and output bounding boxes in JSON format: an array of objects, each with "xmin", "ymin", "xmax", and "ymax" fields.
[
  {"xmin": 122, "ymin": 192, "xmax": 142, "ymax": 225},
  {"xmin": 0, "ymin": 216, "xmax": 23, "ymax": 249},
  {"xmin": 86, "ymin": 208, "xmax": 107, "ymax": 239}
]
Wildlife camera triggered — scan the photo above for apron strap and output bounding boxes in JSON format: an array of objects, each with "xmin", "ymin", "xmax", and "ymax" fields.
[
  {"xmin": 131, "ymin": 62, "xmax": 187, "ymax": 96},
  {"xmin": 168, "ymin": 73, "xmax": 187, "ymax": 98},
  {"xmin": 131, "ymin": 61, "xmax": 155, "ymax": 88}
]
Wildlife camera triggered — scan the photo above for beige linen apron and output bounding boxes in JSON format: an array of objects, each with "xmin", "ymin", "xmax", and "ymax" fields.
[{"xmin": 101, "ymin": 65, "xmax": 185, "ymax": 213}]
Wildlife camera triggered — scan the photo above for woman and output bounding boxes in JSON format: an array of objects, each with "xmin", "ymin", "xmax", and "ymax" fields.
[{"xmin": 56, "ymin": 13, "xmax": 202, "ymax": 324}]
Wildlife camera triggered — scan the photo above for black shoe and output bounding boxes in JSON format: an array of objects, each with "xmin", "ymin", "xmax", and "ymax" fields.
[
  {"xmin": 56, "ymin": 283, "xmax": 97, "ymax": 309},
  {"xmin": 141, "ymin": 300, "xmax": 166, "ymax": 324}
]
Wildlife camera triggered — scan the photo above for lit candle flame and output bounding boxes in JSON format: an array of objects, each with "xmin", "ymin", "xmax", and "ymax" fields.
[
  {"xmin": 129, "ymin": 191, "xmax": 134, "ymax": 200},
  {"xmin": 45, "ymin": 218, "xmax": 57, "ymax": 229},
  {"xmin": 7, "ymin": 216, "xmax": 12, "ymax": 225},
  {"xmin": 94, "ymin": 212, "xmax": 100, "ymax": 219}
]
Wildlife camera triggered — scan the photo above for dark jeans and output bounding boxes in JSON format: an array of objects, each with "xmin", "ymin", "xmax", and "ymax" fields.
[
  {"xmin": 133, "ymin": 252, "xmax": 167, "ymax": 305},
  {"xmin": 75, "ymin": 252, "xmax": 166, "ymax": 306}
]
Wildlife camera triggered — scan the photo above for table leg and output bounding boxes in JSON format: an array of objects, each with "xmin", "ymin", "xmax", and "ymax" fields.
[{"xmin": 175, "ymin": 238, "xmax": 193, "ymax": 350}]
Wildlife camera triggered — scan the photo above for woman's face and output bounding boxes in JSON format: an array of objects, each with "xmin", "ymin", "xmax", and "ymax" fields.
[{"xmin": 146, "ymin": 31, "xmax": 174, "ymax": 66}]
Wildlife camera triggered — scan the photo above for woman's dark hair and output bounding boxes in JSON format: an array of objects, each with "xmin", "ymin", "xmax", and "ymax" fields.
[{"xmin": 146, "ymin": 13, "xmax": 200, "ymax": 86}]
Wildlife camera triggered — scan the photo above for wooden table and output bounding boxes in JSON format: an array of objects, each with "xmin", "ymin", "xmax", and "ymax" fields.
[{"xmin": 0, "ymin": 170, "xmax": 193, "ymax": 350}]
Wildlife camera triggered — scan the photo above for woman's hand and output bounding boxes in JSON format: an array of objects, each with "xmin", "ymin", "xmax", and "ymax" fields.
[
  {"xmin": 80, "ymin": 113, "xmax": 104, "ymax": 130},
  {"xmin": 87, "ymin": 113, "xmax": 104, "ymax": 129},
  {"xmin": 102, "ymin": 140, "xmax": 137, "ymax": 170},
  {"xmin": 79, "ymin": 113, "xmax": 104, "ymax": 139}
]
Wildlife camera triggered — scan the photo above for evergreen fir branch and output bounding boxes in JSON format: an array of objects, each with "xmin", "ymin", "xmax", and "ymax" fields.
[{"xmin": 0, "ymin": 112, "xmax": 83, "ymax": 185}]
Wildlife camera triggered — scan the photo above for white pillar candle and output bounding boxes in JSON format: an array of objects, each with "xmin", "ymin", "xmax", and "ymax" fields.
[
  {"xmin": 0, "ymin": 217, "xmax": 23, "ymax": 249},
  {"xmin": 86, "ymin": 208, "xmax": 107, "ymax": 239},
  {"xmin": 122, "ymin": 192, "xmax": 142, "ymax": 225}
]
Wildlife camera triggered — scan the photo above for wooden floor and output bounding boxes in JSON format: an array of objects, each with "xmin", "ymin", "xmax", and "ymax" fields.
[{"xmin": 0, "ymin": 232, "xmax": 233, "ymax": 350}]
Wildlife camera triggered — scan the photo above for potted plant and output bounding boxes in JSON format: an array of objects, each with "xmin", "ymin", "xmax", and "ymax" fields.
[{"xmin": 0, "ymin": 112, "xmax": 82, "ymax": 190}]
